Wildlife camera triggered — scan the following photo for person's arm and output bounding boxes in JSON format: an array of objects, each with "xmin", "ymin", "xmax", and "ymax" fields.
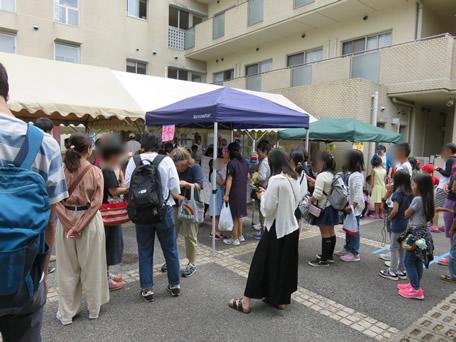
[
  {"xmin": 311, "ymin": 174, "xmax": 327, "ymax": 202},
  {"xmin": 351, "ymin": 173, "xmax": 364, "ymax": 209},
  {"xmin": 388, "ymin": 201, "xmax": 400, "ymax": 221},
  {"xmin": 124, "ymin": 157, "xmax": 135, "ymax": 189},
  {"xmin": 224, "ymin": 175, "xmax": 233, "ymax": 202},
  {"xmin": 44, "ymin": 204, "xmax": 57, "ymax": 283},
  {"xmin": 108, "ymin": 186, "xmax": 128, "ymax": 197},
  {"xmin": 70, "ymin": 169, "xmax": 104, "ymax": 235},
  {"xmin": 258, "ymin": 160, "xmax": 268, "ymax": 184},
  {"xmin": 259, "ymin": 179, "xmax": 279, "ymax": 217},
  {"xmin": 404, "ymin": 197, "xmax": 419, "ymax": 219},
  {"xmin": 216, "ymin": 174, "xmax": 225, "ymax": 186},
  {"xmin": 370, "ymin": 170, "xmax": 375, "ymax": 188},
  {"xmin": 437, "ymin": 159, "xmax": 453, "ymax": 177}
]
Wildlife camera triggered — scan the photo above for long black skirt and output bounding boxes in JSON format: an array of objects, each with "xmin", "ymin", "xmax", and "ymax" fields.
[
  {"xmin": 244, "ymin": 224, "xmax": 299, "ymax": 305},
  {"xmin": 105, "ymin": 224, "xmax": 124, "ymax": 266}
]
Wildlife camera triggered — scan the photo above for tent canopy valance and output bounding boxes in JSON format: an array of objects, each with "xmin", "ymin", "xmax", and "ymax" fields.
[
  {"xmin": 278, "ymin": 118, "xmax": 401, "ymax": 143},
  {"xmin": 0, "ymin": 52, "xmax": 144, "ymax": 126}
]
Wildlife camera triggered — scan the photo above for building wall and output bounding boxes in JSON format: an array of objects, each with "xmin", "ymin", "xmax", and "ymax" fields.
[
  {"xmin": 0, "ymin": 0, "xmax": 207, "ymax": 76},
  {"xmin": 205, "ymin": 1, "xmax": 416, "ymax": 82}
]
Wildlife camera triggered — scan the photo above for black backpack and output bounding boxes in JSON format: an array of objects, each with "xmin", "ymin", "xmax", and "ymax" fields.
[{"xmin": 127, "ymin": 154, "xmax": 168, "ymax": 224}]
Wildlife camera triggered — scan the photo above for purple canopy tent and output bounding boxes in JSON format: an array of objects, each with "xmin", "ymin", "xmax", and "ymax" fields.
[{"xmin": 146, "ymin": 87, "xmax": 310, "ymax": 253}]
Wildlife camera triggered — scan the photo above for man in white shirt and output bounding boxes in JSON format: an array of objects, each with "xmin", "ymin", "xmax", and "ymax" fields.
[
  {"xmin": 124, "ymin": 133, "xmax": 182, "ymax": 302},
  {"xmin": 393, "ymin": 143, "xmax": 412, "ymax": 177},
  {"xmin": 254, "ymin": 140, "xmax": 272, "ymax": 238}
]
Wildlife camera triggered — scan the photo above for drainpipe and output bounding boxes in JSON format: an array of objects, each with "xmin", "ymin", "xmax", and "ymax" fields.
[
  {"xmin": 369, "ymin": 91, "xmax": 379, "ymax": 168},
  {"xmin": 415, "ymin": 0, "xmax": 423, "ymax": 40}
]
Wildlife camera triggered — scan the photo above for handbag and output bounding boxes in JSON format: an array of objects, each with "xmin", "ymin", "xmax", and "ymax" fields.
[
  {"xmin": 342, "ymin": 207, "xmax": 359, "ymax": 236},
  {"xmin": 178, "ymin": 185, "xmax": 205, "ymax": 224},
  {"xmin": 219, "ymin": 202, "xmax": 233, "ymax": 232},
  {"xmin": 100, "ymin": 200, "xmax": 130, "ymax": 226}
]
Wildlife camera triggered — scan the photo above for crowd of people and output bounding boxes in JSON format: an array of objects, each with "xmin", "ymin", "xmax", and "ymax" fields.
[{"xmin": 1, "ymin": 59, "xmax": 456, "ymax": 341}]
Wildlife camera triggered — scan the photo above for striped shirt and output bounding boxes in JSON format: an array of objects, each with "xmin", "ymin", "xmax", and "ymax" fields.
[{"xmin": 0, "ymin": 113, "xmax": 68, "ymax": 204}]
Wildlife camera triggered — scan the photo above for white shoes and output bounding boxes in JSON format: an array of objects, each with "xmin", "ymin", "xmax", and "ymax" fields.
[
  {"xmin": 239, "ymin": 235, "xmax": 246, "ymax": 242},
  {"xmin": 56, "ymin": 311, "xmax": 72, "ymax": 326},
  {"xmin": 223, "ymin": 238, "xmax": 240, "ymax": 246}
]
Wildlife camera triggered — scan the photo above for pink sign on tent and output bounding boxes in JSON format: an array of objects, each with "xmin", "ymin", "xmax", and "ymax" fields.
[{"xmin": 162, "ymin": 125, "xmax": 175, "ymax": 142}]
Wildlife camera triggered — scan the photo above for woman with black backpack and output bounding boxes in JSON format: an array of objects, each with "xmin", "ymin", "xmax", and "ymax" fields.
[{"xmin": 308, "ymin": 152, "xmax": 339, "ymax": 267}]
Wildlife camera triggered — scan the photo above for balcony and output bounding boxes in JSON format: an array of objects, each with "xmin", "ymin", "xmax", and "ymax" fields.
[
  {"xmin": 168, "ymin": 26, "xmax": 195, "ymax": 50},
  {"xmin": 220, "ymin": 35, "xmax": 456, "ymax": 95},
  {"xmin": 186, "ymin": 0, "xmax": 401, "ymax": 61}
]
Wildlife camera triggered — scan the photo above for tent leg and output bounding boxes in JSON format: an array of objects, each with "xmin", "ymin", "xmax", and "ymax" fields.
[
  {"xmin": 305, "ymin": 129, "xmax": 310, "ymax": 153},
  {"xmin": 212, "ymin": 123, "xmax": 218, "ymax": 255},
  {"xmin": 230, "ymin": 130, "xmax": 234, "ymax": 143}
]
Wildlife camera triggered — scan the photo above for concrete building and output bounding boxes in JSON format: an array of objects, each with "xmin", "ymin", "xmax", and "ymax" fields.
[{"xmin": 2, "ymin": 0, "xmax": 456, "ymax": 157}]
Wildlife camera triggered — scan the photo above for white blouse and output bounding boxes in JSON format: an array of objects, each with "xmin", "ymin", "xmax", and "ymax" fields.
[{"xmin": 260, "ymin": 174, "xmax": 301, "ymax": 239}]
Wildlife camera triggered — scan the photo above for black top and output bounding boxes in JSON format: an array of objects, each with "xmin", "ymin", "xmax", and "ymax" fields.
[
  {"xmin": 102, "ymin": 168, "xmax": 119, "ymax": 204},
  {"xmin": 178, "ymin": 164, "xmax": 204, "ymax": 199}
]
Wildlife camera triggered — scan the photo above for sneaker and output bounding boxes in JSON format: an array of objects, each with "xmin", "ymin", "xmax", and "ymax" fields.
[
  {"xmin": 254, "ymin": 231, "xmax": 263, "ymax": 240},
  {"xmin": 48, "ymin": 266, "xmax": 56, "ymax": 274},
  {"xmin": 439, "ymin": 226, "xmax": 446, "ymax": 232},
  {"xmin": 168, "ymin": 284, "xmax": 181, "ymax": 297},
  {"xmin": 428, "ymin": 226, "xmax": 441, "ymax": 233},
  {"xmin": 223, "ymin": 238, "xmax": 240, "ymax": 246},
  {"xmin": 384, "ymin": 261, "xmax": 391, "ymax": 267},
  {"xmin": 182, "ymin": 263, "xmax": 197, "ymax": 278},
  {"xmin": 110, "ymin": 273, "xmax": 123, "ymax": 283},
  {"xmin": 379, "ymin": 268, "xmax": 398, "ymax": 281},
  {"xmin": 141, "ymin": 289, "xmax": 154, "ymax": 302},
  {"xmin": 252, "ymin": 223, "xmax": 262, "ymax": 231},
  {"xmin": 308, "ymin": 259, "xmax": 330, "ymax": 267},
  {"xmin": 109, "ymin": 278, "xmax": 124, "ymax": 291},
  {"xmin": 379, "ymin": 253, "xmax": 391, "ymax": 261},
  {"xmin": 239, "ymin": 235, "xmax": 246, "ymax": 242},
  {"xmin": 438, "ymin": 257, "xmax": 449, "ymax": 266},
  {"xmin": 56, "ymin": 311, "xmax": 72, "ymax": 326},
  {"xmin": 340, "ymin": 253, "xmax": 360, "ymax": 262},
  {"xmin": 161, "ymin": 263, "xmax": 167, "ymax": 273},
  {"xmin": 316, "ymin": 254, "xmax": 335, "ymax": 263},
  {"xmin": 334, "ymin": 249, "xmax": 349, "ymax": 257},
  {"xmin": 397, "ymin": 271, "xmax": 407, "ymax": 280},
  {"xmin": 399, "ymin": 287, "xmax": 424, "ymax": 300},
  {"xmin": 397, "ymin": 282, "xmax": 412, "ymax": 291},
  {"xmin": 212, "ymin": 233, "xmax": 224, "ymax": 241}
]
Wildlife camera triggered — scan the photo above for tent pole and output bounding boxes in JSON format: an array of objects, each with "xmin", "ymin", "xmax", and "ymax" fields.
[
  {"xmin": 212, "ymin": 122, "xmax": 218, "ymax": 255},
  {"xmin": 305, "ymin": 129, "xmax": 310, "ymax": 153},
  {"xmin": 230, "ymin": 130, "xmax": 234, "ymax": 143}
]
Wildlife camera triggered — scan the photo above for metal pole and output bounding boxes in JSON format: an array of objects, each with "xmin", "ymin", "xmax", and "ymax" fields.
[
  {"xmin": 370, "ymin": 91, "xmax": 379, "ymax": 165},
  {"xmin": 212, "ymin": 122, "xmax": 218, "ymax": 255},
  {"xmin": 230, "ymin": 129, "xmax": 234, "ymax": 142},
  {"xmin": 305, "ymin": 128, "xmax": 310, "ymax": 153}
]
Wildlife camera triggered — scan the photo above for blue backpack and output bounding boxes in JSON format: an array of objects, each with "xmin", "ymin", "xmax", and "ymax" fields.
[{"xmin": 0, "ymin": 124, "xmax": 50, "ymax": 313}]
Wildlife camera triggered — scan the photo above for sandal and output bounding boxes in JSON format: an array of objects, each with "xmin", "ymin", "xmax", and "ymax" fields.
[
  {"xmin": 228, "ymin": 298, "xmax": 251, "ymax": 314},
  {"xmin": 262, "ymin": 298, "xmax": 286, "ymax": 310},
  {"xmin": 441, "ymin": 274, "xmax": 456, "ymax": 283}
]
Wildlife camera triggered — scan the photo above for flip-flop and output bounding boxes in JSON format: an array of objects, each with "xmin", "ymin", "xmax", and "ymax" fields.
[
  {"xmin": 441, "ymin": 274, "xmax": 456, "ymax": 283},
  {"xmin": 228, "ymin": 298, "xmax": 251, "ymax": 314}
]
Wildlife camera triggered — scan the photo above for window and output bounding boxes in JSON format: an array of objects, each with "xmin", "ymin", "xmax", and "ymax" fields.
[
  {"xmin": 126, "ymin": 59, "xmax": 147, "ymax": 75},
  {"xmin": 213, "ymin": 69, "xmax": 234, "ymax": 85},
  {"xmin": 192, "ymin": 16, "xmax": 203, "ymax": 27},
  {"xmin": 54, "ymin": 42, "xmax": 80, "ymax": 63},
  {"xmin": 0, "ymin": 32, "xmax": 15, "ymax": 53},
  {"xmin": 168, "ymin": 67, "xmax": 204, "ymax": 82},
  {"xmin": 342, "ymin": 31, "xmax": 392, "ymax": 56},
  {"xmin": 248, "ymin": 0, "xmax": 263, "ymax": 26},
  {"xmin": 0, "ymin": 0, "xmax": 15, "ymax": 12},
  {"xmin": 213, "ymin": 12, "xmax": 225, "ymax": 39},
  {"xmin": 245, "ymin": 60, "xmax": 272, "ymax": 91},
  {"xmin": 128, "ymin": 0, "xmax": 147, "ymax": 19},
  {"xmin": 294, "ymin": 0, "xmax": 314, "ymax": 8},
  {"xmin": 54, "ymin": 0, "xmax": 79, "ymax": 26},
  {"xmin": 287, "ymin": 48, "xmax": 321, "ymax": 87},
  {"xmin": 169, "ymin": 7, "xmax": 189, "ymax": 29}
]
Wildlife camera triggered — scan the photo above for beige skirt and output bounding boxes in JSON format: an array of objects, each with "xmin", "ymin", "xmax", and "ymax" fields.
[{"xmin": 55, "ymin": 210, "xmax": 109, "ymax": 323}]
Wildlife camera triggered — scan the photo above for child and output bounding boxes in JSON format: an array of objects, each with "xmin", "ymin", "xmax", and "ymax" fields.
[
  {"xmin": 337, "ymin": 150, "xmax": 365, "ymax": 262},
  {"xmin": 394, "ymin": 143, "xmax": 412, "ymax": 177},
  {"xmin": 379, "ymin": 171, "xmax": 413, "ymax": 280},
  {"xmin": 397, "ymin": 174, "xmax": 435, "ymax": 300},
  {"xmin": 209, "ymin": 158, "xmax": 226, "ymax": 240},
  {"xmin": 370, "ymin": 155, "xmax": 387, "ymax": 219}
]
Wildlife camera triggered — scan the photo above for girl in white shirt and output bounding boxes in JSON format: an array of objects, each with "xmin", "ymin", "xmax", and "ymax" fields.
[
  {"xmin": 308, "ymin": 152, "xmax": 339, "ymax": 267},
  {"xmin": 228, "ymin": 149, "xmax": 301, "ymax": 314}
]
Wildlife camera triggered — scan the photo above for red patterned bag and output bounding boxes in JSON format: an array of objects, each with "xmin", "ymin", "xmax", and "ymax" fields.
[{"xmin": 100, "ymin": 201, "xmax": 129, "ymax": 226}]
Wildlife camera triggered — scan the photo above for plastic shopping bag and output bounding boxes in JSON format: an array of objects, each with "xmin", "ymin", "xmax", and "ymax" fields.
[
  {"xmin": 178, "ymin": 185, "xmax": 205, "ymax": 224},
  {"xmin": 219, "ymin": 202, "xmax": 233, "ymax": 232},
  {"xmin": 342, "ymin": 206, "xmax": 359, "ymax": 236}
]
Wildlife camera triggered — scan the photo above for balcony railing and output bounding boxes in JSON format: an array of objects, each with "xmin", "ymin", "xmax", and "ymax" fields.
[
  {"xmin": 217, "ymin": 35, "xmax": 456, "ymax": 94},
  {"xmin": 168, "ymin": 26, "xmax": 195, "ymax": 50}
]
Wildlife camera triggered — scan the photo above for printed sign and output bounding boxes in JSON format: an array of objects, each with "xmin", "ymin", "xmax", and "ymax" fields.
[{"xmin": 162, "ymin": 125, "xmax": 175, "ymax": 142}]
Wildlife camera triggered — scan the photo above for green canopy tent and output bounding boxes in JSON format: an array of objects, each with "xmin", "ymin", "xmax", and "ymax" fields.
[{"xmin": 278, "ymin": 118, "xmax": 401, "ymax": 143}]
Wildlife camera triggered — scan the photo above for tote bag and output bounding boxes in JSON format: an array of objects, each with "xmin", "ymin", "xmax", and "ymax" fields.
[
  {"xmin": 178, "ymin": 185, "xmax": 205, "ymax": 224},
  {"xmin": 342, "ymin": 206, "xmax": 359, "ymax": 236},
  {"xmin": 100, "ymin": 201, "xmax": 130, "ymax": 226}
]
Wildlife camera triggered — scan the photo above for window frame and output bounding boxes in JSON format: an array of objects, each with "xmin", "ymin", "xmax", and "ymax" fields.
[
  {"xmin": 0, "ymin": 31, "xmax": 16, "ymax": 53},
  {"xmin": 127, "ymin": 0, "xmax": 148, "ymax": 20},
  {"xmin": 245, "ymin": 59, "xmax": 272, "ymax": 77},
  {"xmin": 247, "ymin": 0, "xmax": 264, "ymax": 27},
  {"xmin": 212, "ymin": 11, "xmax": 225, "ymax": 40},
  {"xmin": 126, "ymin": 59, "xmax": 148, "ymax": 75},
  {"xmin": 54, "ymin": 0, "xmax": 80, "ymax": 26},
  {"xmin": 168, "ymin": 66, "xmax": 205, "ymax": 82},
  {"xmin": 54, "ymin": 41, "xmax": 80, "ymax": 63},
  {"xmin": 0, "ymin": 0, "xmax": 15, "ymax": 12},
  {"xmin": 342, "ymin": 31, "xmax": 392, "ymax": 56},
  {"xmin": 287, "ymin": 47, "xmax": 323, "ymax": 68},
  {"xmin": 293, "ymin": 0, "xmax": 315, "ymax": 9},
  {"xmin": 213, "ymin": 68, "xmax": 235, "ymax": 85}
]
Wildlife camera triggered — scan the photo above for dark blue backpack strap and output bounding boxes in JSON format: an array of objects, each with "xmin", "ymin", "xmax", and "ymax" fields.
[{"xmin": 13, "ymin": 123, "xmax": 44, "ymax": 169}]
